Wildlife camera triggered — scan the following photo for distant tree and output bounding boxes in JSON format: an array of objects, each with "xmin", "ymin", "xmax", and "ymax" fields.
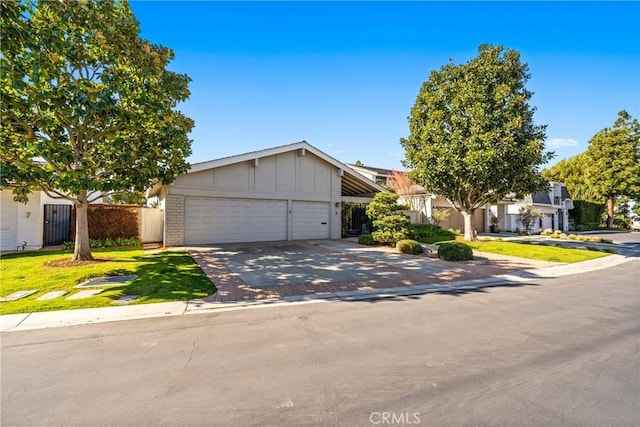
[
  {"xmin": 0, "ymin": 0, "xmax": 194, "ymax": 260},
  {"xmin": 583, "ymin": 111, "xmax": 640, "ymax": 228},
  {"xmin": 430, "ymin": 208, "xmax": 450, "ymax": 227},
  {"xmin": 518, "ymin": 205, "xmax": 543, "ymax": 232},
  {"xmin": 388, "ymin": 170, "xmax": 420, "ymax": 210},
  {"xmin": 110, "ymin": 190, "xmax": 147, "ymax": 206},
  {"xmin": 543, "ymin": 154, "xmax": 600, "ymax": 202},
  {"xmin": 354, "ymin": 160, "xmax": 364, "ymax": 167},
  {"xmin": 401, "ymin": 44, "xmax": 552, "ymax": 241}
]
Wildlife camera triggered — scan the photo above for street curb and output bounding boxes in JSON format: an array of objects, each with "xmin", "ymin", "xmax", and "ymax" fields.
[{"xmin": 1, "ymin": 255, "xmax": 636, "ymax": 333}]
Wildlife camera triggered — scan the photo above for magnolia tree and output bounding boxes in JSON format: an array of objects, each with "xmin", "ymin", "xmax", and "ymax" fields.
[
  {"xmin": 0, "ymin": 0, "xmax": 194, "ymax": 260},
  {"xmin": 400, "ymin": 44, "xmax": 552, "ymax": 241}
]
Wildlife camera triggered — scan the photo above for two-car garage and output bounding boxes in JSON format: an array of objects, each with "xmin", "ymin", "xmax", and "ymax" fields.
[
  {"xmin": 184, "ymin": 197, "xmax": 330, "ymax": 245},
  {"xmin": 152, "ymin": 142, "xmax": 384, "ymax": 246}
]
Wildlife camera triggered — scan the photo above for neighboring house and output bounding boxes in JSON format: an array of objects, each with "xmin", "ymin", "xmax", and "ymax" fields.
[
  {"xmin": 147, "ymin": 141, "xmax": 384, "ymax": 246},
  {"xmin": 348, "ymin": 165, "xmax": 489, "ymax": 233},
  {"xmin": 0, "ymin": 189, "xmax": 105, "ymax": 251},
  {"xmin": 493, "ymin": 182, "xmax": 573, "ymax": 233},
  {"xmin": 352, "ymin": 164, "xmax": 573, "ymax": 235},
  {"xmin": 346, "ymin": 164, "xmax": 395, "ymax": 186}
]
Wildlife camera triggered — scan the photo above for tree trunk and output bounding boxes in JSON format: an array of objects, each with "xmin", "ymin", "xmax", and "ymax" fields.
[
  {"xmin": 73, "ymin": 191, "xmax": 94, "ymax": 261},
  {"xmin": 461, "ymin": 209, "xmax": 477, "ymax": 241},
  {"xmin": 606, "ymin": 194, "xmax": 615, "ymax": 229}
]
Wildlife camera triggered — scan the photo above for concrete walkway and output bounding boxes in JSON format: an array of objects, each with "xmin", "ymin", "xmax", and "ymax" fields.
[{"xmin": 1, "ymin": 247, "xmax": 633, "ymax": 332}]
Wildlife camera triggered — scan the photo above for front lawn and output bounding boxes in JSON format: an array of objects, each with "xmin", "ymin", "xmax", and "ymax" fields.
[
  {"xmin": 461, "ymin": 240, "xmax": 610, "ymax": 263},
  {"xmin": 0, "ymin": 248, "xmax": 214, "ymax": 315}
]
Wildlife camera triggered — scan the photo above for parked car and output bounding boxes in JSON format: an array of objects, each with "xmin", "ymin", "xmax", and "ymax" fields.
[{"xmin": 632, "ymin": 216, "xmax": 640, "ymax": 231}]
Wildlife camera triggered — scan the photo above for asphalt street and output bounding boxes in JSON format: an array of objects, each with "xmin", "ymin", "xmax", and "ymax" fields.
[{"xmin": 2, "ymin": 259, "xmax": 639, "ymax": 427}]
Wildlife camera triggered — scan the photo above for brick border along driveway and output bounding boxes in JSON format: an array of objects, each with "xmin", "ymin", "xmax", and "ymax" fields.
[{"xmin": 189, "ymin": 240, "xmax": 556, "ymax": 303}]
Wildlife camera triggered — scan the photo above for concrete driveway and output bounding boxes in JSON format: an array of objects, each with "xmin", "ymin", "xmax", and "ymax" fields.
[{"xmin": 189, "ymin": 240, "xmax": 555, "ymax": 302}]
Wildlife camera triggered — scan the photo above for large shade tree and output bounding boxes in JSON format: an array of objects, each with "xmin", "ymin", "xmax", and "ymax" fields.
[
  {"xmin": 1, "ymin": 0, "xmax": 194, "ymax": 260},
  {"xmin": 583, "ymin": 111, "xmax": 640, "ymax": 228},
  {"xmin": 400, "ymin": 44, "xmax": 552, "ymax": 240},
  {"xmin": 542, "ymin": 154, "xmax": 598, "ymax": 202}
]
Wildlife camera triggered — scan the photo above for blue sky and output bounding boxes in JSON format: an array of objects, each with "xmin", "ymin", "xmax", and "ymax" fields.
[{"xmin": 129, "ymin": 1, "xmax": 640, "ymax": 170}]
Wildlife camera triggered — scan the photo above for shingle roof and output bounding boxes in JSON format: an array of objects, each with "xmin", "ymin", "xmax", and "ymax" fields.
[{"xmin": 532, "ymin": 191, "xmax": 551, "ymax": 205}]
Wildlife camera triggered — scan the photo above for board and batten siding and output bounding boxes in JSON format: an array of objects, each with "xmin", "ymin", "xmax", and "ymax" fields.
[{"xmin": 163, "ymin": 151, "xmax": 343, "ymax": 245}]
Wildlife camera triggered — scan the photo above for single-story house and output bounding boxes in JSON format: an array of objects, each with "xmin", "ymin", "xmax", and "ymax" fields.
[
  {"xmin": 0, "ymin": 189, "xmax": 105, "ymax": 251},
  {"xmin": 147, "ymin": 141, "xmax": 385, "ymax": 246}
]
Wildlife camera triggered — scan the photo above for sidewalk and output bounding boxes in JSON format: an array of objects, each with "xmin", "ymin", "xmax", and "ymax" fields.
[{"xmin": 1, "ymin": 254, "xmax": 633, "ymax": 333}]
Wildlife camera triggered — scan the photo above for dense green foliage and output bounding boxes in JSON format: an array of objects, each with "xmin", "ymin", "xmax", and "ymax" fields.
[
  {"xmin": 544, "ymin": 111, "xmax": 640, "ymax": 228},
  {"xmin": 570, "ymin": 200, "xmax": 605, "ymax": 230},
  {"xmin": 396, "ymin": 239, "xmax": 424, "ymax": 255},
  {"xmin": 357, "ymin": 234, "xmax": 376, "ymax": 245},
  {"xmin": 543, "ymin": 154, "xmax": 598, "ymax": 202},
  {"xmin": 0, "ymin": 0, "xmax": 193, "ymax": 260},
  {"xmin": 437, "ymin": 242, "xmax": 474, "ymax": 261},
  {"xmin": 366, "ymin": 192, "xmax": 410, "ymax": 245},
  {"xmin": 401, "ymin": 44, "xmax": 551, "ymax": 241},
  {"xmin": 584, "ymin": 111, "xmax": 640, "ymax": 227},
  {"xmin": 407, "ymin": 223, "xmax": 458, "ymax": 243}
]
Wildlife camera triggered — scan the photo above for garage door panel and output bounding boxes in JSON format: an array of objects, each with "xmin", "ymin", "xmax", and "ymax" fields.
[
  {"xmin": 0, "ymin": 191, "xmax": 18, "ymax": 251},
  {"xmin": 185, "ymin": 197, "xmax": 286, "ymax": 244},
  {"xmin": 292, "ymin": 201, "xmax": 329, "ymax": 240}
]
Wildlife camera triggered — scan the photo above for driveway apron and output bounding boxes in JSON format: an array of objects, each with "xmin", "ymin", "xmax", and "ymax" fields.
[{"xmin": 188, "ymin": 240, "xmax": 557, "ymax": 302}]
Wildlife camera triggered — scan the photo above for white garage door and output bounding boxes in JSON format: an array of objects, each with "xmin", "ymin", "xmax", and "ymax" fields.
[
  {"xmin": 0, "ymin": 191, "xmax": 18, "ymax": 251},
  {"xmin": 185, "ymin": 197, "xmax": 287, "ymax": 244},
  {"xmin": 292, "ymin": 201, "xmax": 330, "ymax": 240}
]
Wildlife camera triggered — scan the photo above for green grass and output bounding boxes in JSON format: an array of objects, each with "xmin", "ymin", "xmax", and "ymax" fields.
[
  {"xmin": 0, "ymin": 248, "xmax": 214, "ymax": 315},
  {"xmin": 416, "ymin": 235, "xmax": 456, "ymax": 244},
  {"xmin": 460, "ymin": 240, "xmax": 610, "ymax": 263}
]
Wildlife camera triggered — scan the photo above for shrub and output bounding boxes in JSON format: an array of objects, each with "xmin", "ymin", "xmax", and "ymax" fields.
[
  {"xmin": 437, "ymin": 242, "xmax": 473, "ymax": 261},
  {"xmin": 90, "ymin": 238, "xmax": 104, "ymax": 248},
  {"xmin": 396, "ymin": 239, "xmax": 424, "ymax": 255},
  {"xmin": 541, "ymin": 228, "xmax": 553, "ymax": 236},
  {"xmin": 372, "ymin": 229, "xmax": 407, "ymax": 245},
  {"xmin": 601, "ymin": 248, "xmax": 617, "ymax": 254},
  {"xmin": 62, "ymin": 241, "xmax": 75, "ymax": 250},
  {"xmin": 577, "ymin": 236, "xmax": 589, "ymax": 241},
  {"xmin": 559, "ymin": 233, "xmax": 568, "ymax": 239},
  {"xmin": 586, "ymin": 246, "xmax": 600, "ymax": 251},
  {"xmin": 590, "ymin": 236, "xmax": 602, "ymax": 243},
  {"xmin": 366, "ymin": 192, "xmax": 410, "ymax": 246},
  {"xmin": 601, "ymin": 238, "xmax": 613, "ymax": 244},
  {"xmin": 407, "ymin": 224, "xmax": 457, "ymax": 243},
  {"xmin": 568, "ymin": 234, "xmax": 578, "ymax": 240},
  {"xmin": 371, "ymin": 214, "xmax": 410, "ymax": 245},
  {"xmin": 358, "ymin": 234, "xmax": 376, "ymax": 245}
]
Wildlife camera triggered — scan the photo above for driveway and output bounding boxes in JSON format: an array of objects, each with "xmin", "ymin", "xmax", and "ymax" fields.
[{"xmin": 189, "ymin": 240, "xmax": 556, "ymax": 302}]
